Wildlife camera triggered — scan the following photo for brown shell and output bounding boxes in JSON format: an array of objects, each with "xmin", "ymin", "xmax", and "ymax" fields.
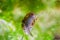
[{"xmin": 22, "ymin": 12, "xmax": 35, "ymax": 28}]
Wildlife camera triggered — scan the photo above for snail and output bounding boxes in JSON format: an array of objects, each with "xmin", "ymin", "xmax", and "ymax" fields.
[{"xmin": 22, "ymin": 12, "xmax": 36, "ymax": 36}]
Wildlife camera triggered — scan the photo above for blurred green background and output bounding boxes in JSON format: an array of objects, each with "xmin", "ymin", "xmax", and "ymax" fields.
[{"xmin": 0, "ymin": 0, "xmax": 60, "ymax": 40}]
